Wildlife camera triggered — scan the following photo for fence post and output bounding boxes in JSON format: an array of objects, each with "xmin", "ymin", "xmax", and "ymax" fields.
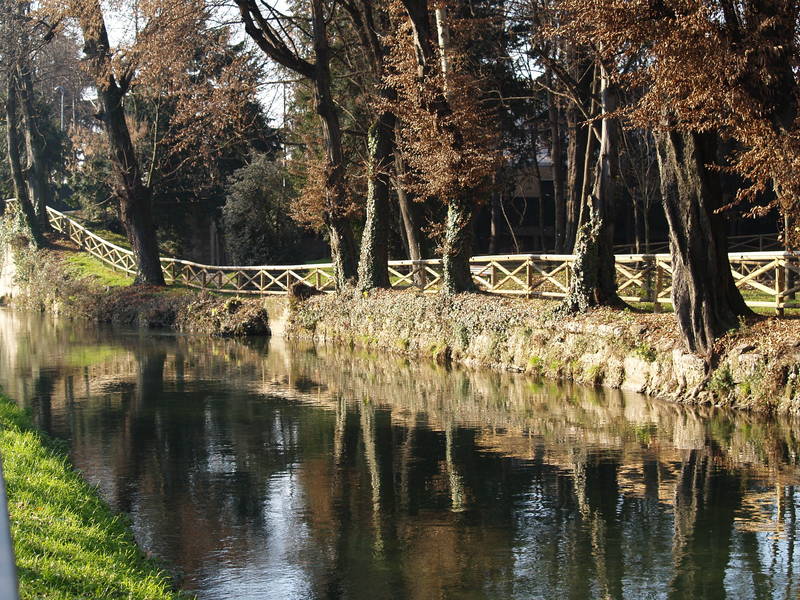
[
  {"xmin": 653, "ymin": 259, "xmax": 663, "ymax": 313},
  {"xmin": 776, "ymin": 258, "xmax": 786, "ymax": 316},
  {"xmin": 786, "ymin": 254, "xmax": 796, "ymax": 302},
  {"xmin": 526, "ymin": 258, "xmax": 533, "ymax": 298},
  {"xmin": 641, "ymin": 255, "xmax": 654, "ymax": 304},
  {"xmin": 490, "ymin": 262, "xmax": 498, "ymax": 291},
  {"xmin": 414, "ymin": 261, "xmax": 424, "ymax": 290},
  {"xmin": 566, "ymin": 259, "xmax": 572, "ymax": 290}
]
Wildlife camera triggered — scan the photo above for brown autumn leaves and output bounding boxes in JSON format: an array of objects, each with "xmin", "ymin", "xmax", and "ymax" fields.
[
  {"xmin": 24, "ymin": 0, "xmax": 800, "ymax": 244},
  {"xmin": 558, "ymin": 0, "xmax": 800, "ymax": 241},
  {"xmin": 45, "ymin": 0, "xmax": 260, "ymax": 173}
]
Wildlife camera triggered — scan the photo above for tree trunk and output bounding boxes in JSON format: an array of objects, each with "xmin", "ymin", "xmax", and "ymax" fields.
[
  {"xmin": 575, "ymin": 64, "xmax": 601, "ymax": 243},
  {"xmin": 434, "ymin": 5, "xmax": 476, "ymax": 293},
  {"xmin": 441, "ymin": 197, "xmax": 476, "ymax": 294},
  {"xmin": 399, "ymin": 0, "xmax": 478, "ymax": 293},
  {"xmin": 394, "ymin": 152, "xmax": 425, "ymax": 286},
  {"xmin": 101, "ymin": 85, "xmax": 165, "ymax": 286},
  {"xmin": 5, "ymin": 72, "xmax": 44, "ymax": 247},
  {"xmin": 17, "ymin": 63, "xmax": 52, "ymax": 231},
  {"xmin": 577, "ymin": 123, "xmax": 599, "ymax": 241},
  {"xmin": 345, "ymin": 0, "xmax": 397, "ymax": 291},
  {"xmin": 78, "ymin": 2, "xmax": 164, "ymax": 286},
  {"xmin": 235, "ymin": 0, "xmax": 358, "ymax": 289},
  {"xmin": 592, "ymin": 66, "xmax": 620, "ymax": 303},
  {"xmin": 395, "ymin": 185, "xmax": 423, "ymax": 263},
  {"xmin": 327, "ymin": 216, "xmax": 359, "ymax": 291},
  {"xmin": 655, "ymin": 129, "xmax": 752, "ymax": 358},
  {"xmin": 565, "ymin": 48, "xmax": 594, "ymax": 251},
  {"xmin": 488, "ymin": 193, "xmax": 499, "ymax": 254},
  {"xmin": 550, "ymin": 96, "xmax": 566, "ymax": 252},
  {"xmin": 561, "ymin": 61, "xmax": 622, "ymax": 311},
  {"xmin": 632, "ymin": 193, "xmax": 642, "ymax": 253},
  {"xmin": 565, "ymin": 107, "xmax": 588, "ymax": 251},
  {"xmin": 311, "ymin": 0, "xmax": 357, "ymax": 288},
  {"xmin": 358, "ymin": 110, "xmax": 395, "ymax": 290},
  {"xmin": 531, "ymin": 146, "xmax": 546, "ymax": 250}
]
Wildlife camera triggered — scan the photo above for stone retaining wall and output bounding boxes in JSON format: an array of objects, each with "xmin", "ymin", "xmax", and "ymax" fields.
[
  {"xmin": 284, "ymin": 289, "xmax": 800, "ymax": 414},
  {"xmin": 0, "ymin": 245, "xmax": 19, "ymax": 303}
]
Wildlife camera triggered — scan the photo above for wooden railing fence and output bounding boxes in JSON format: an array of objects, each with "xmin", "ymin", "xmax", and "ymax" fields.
[{"xmin": 43, "ymin": 206, "xmax": 800, "ymax": 314}]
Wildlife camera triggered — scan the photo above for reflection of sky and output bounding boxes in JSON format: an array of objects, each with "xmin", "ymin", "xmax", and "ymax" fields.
[
  {"xmin": 726, "ymin": 490, "xmax": 800, "ymax": 598},
  {"xmin": 197, "ymin": 470, "xmax": 313, "ymax": 600}
]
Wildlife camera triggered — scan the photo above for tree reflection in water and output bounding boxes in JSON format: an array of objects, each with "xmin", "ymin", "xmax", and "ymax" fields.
[{"xmin": 0, "ymin": 308, "xmax": 798, "ymax": 600}]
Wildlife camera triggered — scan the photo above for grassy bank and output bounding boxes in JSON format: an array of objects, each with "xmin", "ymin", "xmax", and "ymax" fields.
[
  {"xmin": 0, "ymin": 393, "xmax": 188, "ymax": 599},
  {"xmin": 288, "ymin": 289, "xmax": 800, "ymax": 414},
  {"xmin": 8, "ymin": 237, "xmax": 270, "ymax": 336}
]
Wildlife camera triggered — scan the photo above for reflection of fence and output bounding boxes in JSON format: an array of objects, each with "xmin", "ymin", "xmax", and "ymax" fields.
[{"xmin": 46, "ymin": 206, "xmax": 799, "ymax": 313}]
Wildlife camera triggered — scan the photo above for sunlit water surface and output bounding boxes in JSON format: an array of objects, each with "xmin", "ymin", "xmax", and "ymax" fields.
[{"xmin": 1, "ymin": 309, "xmax": 799, "ymax": 600}]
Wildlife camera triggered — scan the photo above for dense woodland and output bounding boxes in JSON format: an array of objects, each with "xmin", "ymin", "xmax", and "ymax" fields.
[{"xmin": 1, "ymin": 0, "xmax": 798, "ymax": 357}]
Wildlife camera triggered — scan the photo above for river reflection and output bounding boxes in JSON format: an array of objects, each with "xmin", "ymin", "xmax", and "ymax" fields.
[{"xmin": 1, "ymin": 309, "xmax": 799, "ymax": 599}]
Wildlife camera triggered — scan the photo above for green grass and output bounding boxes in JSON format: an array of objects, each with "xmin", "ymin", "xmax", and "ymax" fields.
[
  {"xmin": 0, "ymin": 393, "xmax": 189, "ymax": 599},
  {"xmin": 65, "ymin": 254, "xmax": 133, "ymax": 287},
  {"xmin": 66, "ymin": 251, "xmax": 217, "ymax": 297},
  {"xmin": 66, "ymin": 214, "xmax": 175, "ymax": 256},
  {"xmin": 86, "ymin": 228, "xmax": 130, "ymax": 250}
]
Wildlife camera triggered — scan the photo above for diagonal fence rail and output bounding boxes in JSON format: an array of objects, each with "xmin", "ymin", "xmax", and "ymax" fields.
[{"xmin": 45, "ymin": 206, "xmax": 800, "ymax": 314}]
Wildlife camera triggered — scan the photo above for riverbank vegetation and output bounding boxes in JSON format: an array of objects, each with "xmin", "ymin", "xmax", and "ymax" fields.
[
  {"xmin": 0, "ymin": 392, "xmax": 188, "ymax": 599},
  {"xmin": 8, "ymin": 234, "xmax": 270, "ymax": 335},
  {"xmin": 1, "ymin": 0, "xmax": 799, "ymax": 363}
]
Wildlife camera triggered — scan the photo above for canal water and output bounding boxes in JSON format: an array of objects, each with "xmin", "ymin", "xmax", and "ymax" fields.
[{"xmin": 0, "ymin": 309, "xmax": 798, "ymax": 600}]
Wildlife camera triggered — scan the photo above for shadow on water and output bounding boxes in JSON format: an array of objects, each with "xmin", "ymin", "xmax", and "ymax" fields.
[{"xmin": 0, "ymin": 308, "xmax": 799, "ymax": 600}]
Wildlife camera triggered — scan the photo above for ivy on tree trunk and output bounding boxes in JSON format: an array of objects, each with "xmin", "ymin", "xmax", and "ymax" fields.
[
  {"xmin": 441, "ymin": 198, "xmax": 476, "ymax": 294},
  {"xmin": 656, "ymin": 129, "xmax": 752, "ymax": 358},
  {"xmin": 16, "ymin": 49, "xmax": 52, "ymax": 232},
  {"xmin": 5, "ymin": 71, "xmax": 44, "ymax": 248},
  {"xmin": 327, "ymin": 215, "xmax": 358, "ymax": 292},
  {"xmin": 357, "ymin": 112, "xmax": 395, "ymax": 290},
  {"xmin": 559, "ymin": 202, "xmax": 620, "ymax": 313}
]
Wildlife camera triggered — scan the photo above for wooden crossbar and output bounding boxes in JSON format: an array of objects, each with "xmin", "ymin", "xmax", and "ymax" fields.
[{"xmin": 731, "ymin": 259, "xmax": 780, "ymax": 295}]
